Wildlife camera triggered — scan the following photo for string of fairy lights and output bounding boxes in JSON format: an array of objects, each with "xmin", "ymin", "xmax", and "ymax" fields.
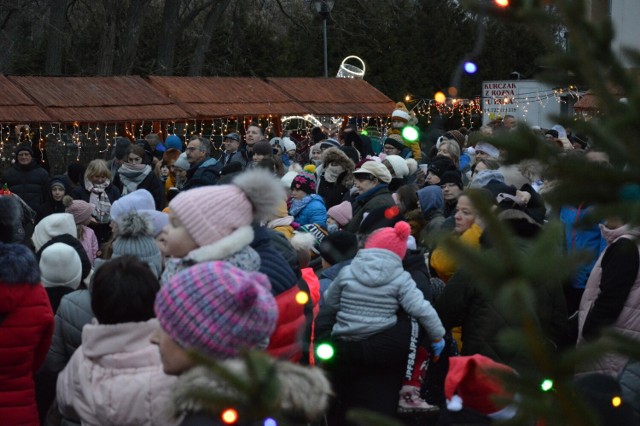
[{"xmin": 0, "ymin": 85, "xmax": 585, "ymax": 168}]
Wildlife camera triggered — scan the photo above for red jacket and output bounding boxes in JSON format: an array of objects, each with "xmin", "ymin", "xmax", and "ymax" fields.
[
  {"xmin": 267, "ymin": 268, "xmax": 320, "ymax": 363},
  {"xmin": 0, "ymin": 282, "xmax": 54, "ymax": 425}
]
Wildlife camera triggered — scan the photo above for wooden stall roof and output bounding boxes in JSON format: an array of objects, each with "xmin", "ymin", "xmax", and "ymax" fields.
[
  {"xmin": 0, "ymin": 76, "xmax": 395, "ymax": 122},
  {"xmin": 0, "ymin": 75, "xmax": 52, "ymax": 122},
  {"xmin": 268, "ymin": 77, "xmax": 396, "ymax": 116},
  {"xmin": 147, "ymin": 76, "xmax": 308, "ymax": 117},
  {"xmin": 7, "ymin": 76, "xmax": 190, "ymax": 122}
]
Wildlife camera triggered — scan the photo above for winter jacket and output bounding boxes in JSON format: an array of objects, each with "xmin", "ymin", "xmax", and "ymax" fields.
[
  {"xmin": 183, "ymin": 157, "xmax": 222, "ymax": 190},
  {"xmin": 619, "ymin": 360, "xmax": 640, "ymax": 419},
  {"xmin": 171, "ymin": 357, "xmax": 331, "ymax": 425},
  {"xmin": 324, "ymin": 248, "xmax": 445, "ymax": 341},
  {"xmin": 38, "ymin": 175, "xmax": 73, "ymax": 222},
  {"xmin": 560, "ymin": 205, "xmax": 606, "ymax": 290},
  {"xmin": 577, "ymin": 224, "xmax": 640, "ymax": 377},
  {"xmin": 291, "ymin": 194, "xmax": 327, "ymax": 228},
  {"xmin": 344, "ymin": 184, "xmax": 395, "ymax": 233},
  {"xmin": 318, "ymin": 260, "xmax": 352, "ymax": 307},
  {"xmin": 43, "ymin": 289, "xmax": 93, "ymax": 375},
  {"xmin": 79, "ymin": 225, "xmax": 99, "ymax": 265},
  {"xmin": 0, "ymin": 277, "xmax": 54, "ymax": 425},
  {"xmin": 161, "ymin": 225, "xmax": 260, "ymax": 286},
  {"xmin": 267, "ymin": 268, "xmax": 321, "ymax": 362},
  {"xmin": 220, "ymin": 150, "xmax": 249, "ymax": 169},
  {"xmin": 416, "ymin": 185, "xmax": 446, "ymax": 250},
  {"xmin": 251, "ymin": 225, "xmax": 298, "ymax": 296},
  {"xmin": 0, "ymin": 160, "xmax": 49, "ymax": 214},
  {"xmin": 71, "ymin": 182, "xmax": 120, "ymax": 205},
  {"xmin": 435, "ymin": 267, "xmax": 567, "ymax": 369},
  {"xmin": 113, "ymin": 167, "xmax": 165, "ymax": 210},
  {"xmin": 317, "ymin": 147, "xmax": 354, "ymax": 209},
  {"xmin": 57, "ymin": 319, "xmax": 178, "ymax": 426}
]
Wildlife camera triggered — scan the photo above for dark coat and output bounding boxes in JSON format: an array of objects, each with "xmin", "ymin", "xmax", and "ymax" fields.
[
  {"xmin": 113, "ymin": 169, "xmax": 165, "ymax": 210},
  {"xmin": 434, "ymin": 268, "xmax": 567, "ymax": 369},
  {"xmin": 317, "ymin": 147, "xmax": 354, "ymax": 209},
  {"xmin": 344, "ymin": 184, "xmax": 395, "ymax": 233},
  {"xmin": 183, "ymin": 157, "xmax": 222, "ymax": 190},
  {"xmin": 70, "ymin": 183, "xmax": 120, "ymax": 205},
  {"xmin": 1, "ymin": 161, "xmax": 49, "ymax": 213}
]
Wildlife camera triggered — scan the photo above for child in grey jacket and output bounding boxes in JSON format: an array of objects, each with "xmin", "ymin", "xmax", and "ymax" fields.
[{"xmin": 323, "ymin": 220, "xmax": 445, "ymax": 412}]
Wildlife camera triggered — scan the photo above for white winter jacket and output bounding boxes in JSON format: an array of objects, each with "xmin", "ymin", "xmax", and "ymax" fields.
[{"xmin": 56, "ymin": 319, "xmax": 178, "ymax": 426}]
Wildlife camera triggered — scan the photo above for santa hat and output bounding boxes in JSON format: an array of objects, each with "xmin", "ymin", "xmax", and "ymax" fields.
[
  {"xmin": 444, "ymin": 354, "xmax": 517, "ymax": 420},
  {"xmin": 391, "ymin": 102, "xmax": 411, "ymax": 123}
]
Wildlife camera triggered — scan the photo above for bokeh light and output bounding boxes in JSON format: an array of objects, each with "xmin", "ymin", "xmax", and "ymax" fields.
[
  {"xmin": 316, "ymin": 343, "xmax": 335, "ymax": 360},
  {"xmin": 295, "ymin": 291, "xmax": 309, "ymax": 305},
  {"xmin": 402, "ymin": 126, "xmax": 419, "ymax": 142},
  {"xmin": 495, "ymin": 0, "xmax": 509, "ymax": 7},
  {"xmin": 448, "ymin": 86, "xmax": 458, "ymax": 96},
  {"xmin": 435, "ymin": 91, "xmax": 446, "ymax": 103},
  {"xmin": 384, "ymin": 205, "xmax": 400, "ymax": 219},
  {"xmin": 264, "ymin": 418, "xmax": 277, "ymax": 426},
  {"xmin": 221, "ymin": 408, "xmax": 238, "ymax": 424},
  {"xmin": 612, "ymin": 396, "xmax": 622, "ymax": 407},
  {"xmin": 540, "ymin": 379, "xmax": 553, "ymax": 392},
  {"xmin": 464, "ymin": 61, "xmax": 478, "ymax": 74}
]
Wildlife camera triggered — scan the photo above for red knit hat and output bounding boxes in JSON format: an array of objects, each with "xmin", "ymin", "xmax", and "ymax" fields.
[
  {"xmin": 444, "ymin": 355, "xmax": 516, "ymax": 419},
  {"xmin": 364, "ymin": 220, "xmax": 411, "ymax": 259}
]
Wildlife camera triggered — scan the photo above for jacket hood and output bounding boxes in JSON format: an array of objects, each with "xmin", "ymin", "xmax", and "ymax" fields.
[
  {"xmin": 322, "ymin": 147, "xmax": 355, "ymax": 171},
  {"xmin": 320, "ymin": 260, "xmax": 351, "ymax": 280},
  {"xmin": 349, "ymin": 248, "xmax": 404, "ymax": 287},
  {"xmin": 417, "ymin": 185, "xmax": 444, "ymax": 216},
  {"xmin": 81, "ymin": 318, "xmax": 160, "ymax": 359},
  {"xmin": 600, "ymin": 223, "xmax": 640, "ymax": 245},
  {"xmin": 172, "ymin": 357, "xmax": 332, "ymax": 423},
  {"xmin": 199, "ymin": 157, "xmax": 219, "ymax": 169}
]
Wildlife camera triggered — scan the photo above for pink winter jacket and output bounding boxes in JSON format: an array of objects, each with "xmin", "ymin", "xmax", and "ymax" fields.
[{"xmin": 56, "ymin": 319, "xmax": 179, "ymax": 426}]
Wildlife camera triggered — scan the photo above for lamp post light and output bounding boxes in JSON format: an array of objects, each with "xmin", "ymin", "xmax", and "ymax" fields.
[{"xmin": 313, "ymin": 0, "xmax": 335, "ymax": 78}]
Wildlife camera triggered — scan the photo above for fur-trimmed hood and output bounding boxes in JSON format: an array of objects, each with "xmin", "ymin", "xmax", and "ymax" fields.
[
  {"xmin": 171, "ymin": 357, "xmax": 332, "ymax": 423},
  {"xmin": 321, "ymin": 147, "xmax": 355, "ymax": 186}
]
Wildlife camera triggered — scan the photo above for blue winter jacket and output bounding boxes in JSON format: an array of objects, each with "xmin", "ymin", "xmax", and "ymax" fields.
[{"xmin": 293, "ymin": 195, "xmax": 327, "ymax": 228}]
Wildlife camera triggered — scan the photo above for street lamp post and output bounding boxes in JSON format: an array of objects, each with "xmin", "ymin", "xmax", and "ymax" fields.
[{"xmin": 313, "ymin": 0, "xmax": 335, "ymax": 78}]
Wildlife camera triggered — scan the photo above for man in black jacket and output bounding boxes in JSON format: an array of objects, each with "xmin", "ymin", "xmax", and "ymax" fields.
[
  {"xmin": 1, "ymin": 144, "xmax": 48, "ymax": 216},
  {"xmin": 182, "ymin": 136, "xmax": 222, "ymax": 190}
]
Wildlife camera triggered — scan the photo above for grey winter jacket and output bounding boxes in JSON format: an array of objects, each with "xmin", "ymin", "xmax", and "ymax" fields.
[
  {"xmin": 43, "ymin": 289, "xmax": 94, "ymax": 374},
  {"xmin": 323, "ymin": 248, "xmax": 445, "ymax": 341}
]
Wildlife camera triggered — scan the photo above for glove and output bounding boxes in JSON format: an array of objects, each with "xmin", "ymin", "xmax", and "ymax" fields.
[{"xmin": 431, "ymin": 338, "xmax": 445, "ymax": 361}]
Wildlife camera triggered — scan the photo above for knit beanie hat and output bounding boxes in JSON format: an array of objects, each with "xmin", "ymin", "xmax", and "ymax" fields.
[
  {"xmin": 391, "ymin": 102, "xmax": 411, "ymax": 123},
  {"xmin": 169, "ymin": 169, "xmax": 284, "ymax": 247},
  {"xmin": 428, "ymin": 156, "xmax": 457, "ymax": 178},
  {"xmin": 385, "ymin": 155, "xmax": 410, "ymax": 178},
  {"xmin": 111, "ymin": 211, "xmax": 162, "ymax": 278},
  {"xmin": 474, "ymin": 142, "xmax": 500, "ymax": 159},
  {"xmin": 39, "ymin": 242, "xmax": 82, "ymax": 289},
  {"xmin": 154, "ymin": 261, "xmax": 278, "ymax": 359},
  {"xmin": 291, "ymin": 171, "xmax": 317, "ymax": 194},
  {"xmin": 320, "ymin": 139, "xmax": 340, "ymax": 150},
  {"xmin": 165, "ymin": 135, "xmax": 183, "ymax": 151},
  {"xmin": 253, "ymin": 141, "xmax": 272, "ymax": 156},
  {"xmin": 174, "ymin": 152, "xmax": 190, "ymax": 170},
  {"xmin": 443, "ymin": 130, "xmax": 466, "ymax": 150},
  {"xmin": 49, "ymin": 175, "xmax": 70, "ymax": 191},
  {"xmin": 0, "ymin": 242, "xmax": 40, "ymax": 284},
  {"xmin": 444, "ymin": 355, "xmax": 516, "ymax": 420},
  {"xmin": 63, "ymin": 195, "xmax": 93, "ymax": 225},
  {"xmin": 281, "ymin": 171, "xmax": 298, "ymax": 189},
  {"xmin": 364, "ymin": 220, "xmax": 411, "ymax": 260},
  {"xmin": 383, "ymin": 136, "xmax": 407, "ymax": 152},
  {"xmin": 353, "ymin": 160, "xmax": 392, "ymax": 184},
  {"xmin": 327, "ymin": 200, "xmax": 352, "ymax": 227},
  {"xmin": 439, "ymin": 170, "xmax": 463, "ymax": 190},
  {"xmin": 15, "ymin": 144, "xmax": 33, "ymax": 157},
  {"xmin": 32, "ymin": 213, "xmax": 77, "ymax": 251},
  {"xmin": 37, "ymin": 234, "xmax": 92, "ymax": 281},
  {"xmin": 319, "ymin": 231, "xmax": 359, "ymax": 265},
  {"xmin": 282, "ymin": 137, "xmax": 297, "ymax": 152},
  {"xmin": 110, "ymin": 189, "xmax": 155, "ymax": 224}
]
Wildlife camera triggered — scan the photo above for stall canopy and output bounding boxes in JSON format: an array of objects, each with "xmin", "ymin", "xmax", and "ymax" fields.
[{"xmin": 0, "ymin": 75, "xmax": 395, "ymax": 123}]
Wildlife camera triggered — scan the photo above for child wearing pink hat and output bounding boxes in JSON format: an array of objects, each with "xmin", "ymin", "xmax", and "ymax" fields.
[
  {"xmin": 63, "ymin": 196, "xmax": 98, "ymax": 265},
  {"xmin": 160, "ymin": 168, "xmax": 284, "ymax": 285},
  {"xmin": 326, "ymin": 200, "xmax": 352, "ymax": 233},
  {"xmin": 322, "ymin": 221, "xmax": 445, "ymax": 413}
]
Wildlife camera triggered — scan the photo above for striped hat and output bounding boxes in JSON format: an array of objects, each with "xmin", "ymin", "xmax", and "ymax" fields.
[{"xmin": 154, "ymin": 261, "xmax": 278, "ymax": 359}]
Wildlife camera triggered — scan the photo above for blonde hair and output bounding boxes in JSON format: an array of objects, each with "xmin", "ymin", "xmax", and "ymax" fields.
[
  {"xmin": 85, "ymin": 159, "xmax": 111, "ymax": 181},
  {"xmin": 438, "ymin": 139, "xmax": 461, "ymax": 168}
]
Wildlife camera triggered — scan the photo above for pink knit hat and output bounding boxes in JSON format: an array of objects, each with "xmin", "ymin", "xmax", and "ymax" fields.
[
  {"xmin": 327, "ymin": 201, "xmax": 352, "ymax": 227},
  {"xmin": 154, "ymin": 261, "xmax": 278, "ymax": 359},
  {"xmin": 63, "ymin": 196, "xmax": 93, "ymax": 225},
  {"xmin": 168, "ymin": 169, "xmax": 284, "ymax": 247},
  {"xmin": 364, "ymin": 221, "xmax": 411, "ymax": 259}
]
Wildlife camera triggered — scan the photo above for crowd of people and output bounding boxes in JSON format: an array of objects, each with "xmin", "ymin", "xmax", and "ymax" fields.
[{"xmin": 0, "ymin": 106, "xmax": 639, "ymax": 425}]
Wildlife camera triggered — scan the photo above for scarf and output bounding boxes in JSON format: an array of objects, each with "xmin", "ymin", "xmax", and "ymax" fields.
[
  {"xmin": 117, "ymin": 163, "xmax": 152, "ymax": 194},
  {"xmin": 323, "ymin": 164, "xmax": 345, "ymax": 183},
  {"xmin": 289, "ymin": 194, "xmax": 321, "ymax": 217},
  {"xmin": 85, "ymin": 178, "xmax": 112, "ymax": 223}
]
